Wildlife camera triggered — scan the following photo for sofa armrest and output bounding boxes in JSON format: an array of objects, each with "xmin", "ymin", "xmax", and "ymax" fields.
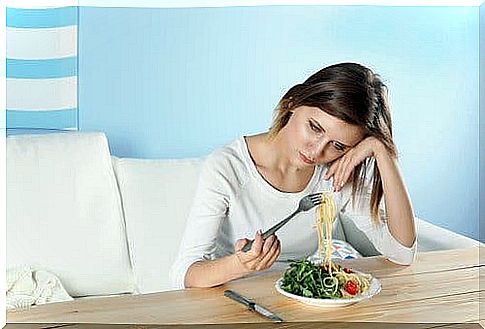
[{"xmin": 416, "ymin": 218, "xmax": 480, "ymax": 252}]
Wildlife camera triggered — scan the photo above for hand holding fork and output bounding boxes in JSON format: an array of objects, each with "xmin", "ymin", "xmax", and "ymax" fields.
[{"xmin": 241, "ymin": 192, "xmax": 325, "ymax": 252}]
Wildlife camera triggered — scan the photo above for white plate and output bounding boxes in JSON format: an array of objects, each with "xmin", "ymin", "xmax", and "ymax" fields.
[{"xmin": 274, "ymin": 271, "xmax": 381, "ymax": 307}]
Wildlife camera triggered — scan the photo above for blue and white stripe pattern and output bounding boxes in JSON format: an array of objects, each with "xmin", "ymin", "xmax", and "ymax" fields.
[{"xmin": 6, "ymin": 6, "xmax": 78, "ymax": 130}]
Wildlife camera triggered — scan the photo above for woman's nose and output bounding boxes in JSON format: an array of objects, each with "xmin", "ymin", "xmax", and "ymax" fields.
[{"xmin": 308, "ymin": 137, "xmax": 330, "ymax": 158}]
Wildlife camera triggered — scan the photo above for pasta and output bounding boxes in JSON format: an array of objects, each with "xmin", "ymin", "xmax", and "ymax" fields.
[
  {"xmin": 281, "ymin": 191, "xmax": 371, "ymax": 299},
  {"xmin": 315, "ymin": 192, "xmax": 336, "ymax": 270}
]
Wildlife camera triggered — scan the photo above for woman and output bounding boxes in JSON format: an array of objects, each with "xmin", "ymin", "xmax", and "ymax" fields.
[{"xmin": 170, "ymin": 62, "xmax": 416, "ymax": 289}]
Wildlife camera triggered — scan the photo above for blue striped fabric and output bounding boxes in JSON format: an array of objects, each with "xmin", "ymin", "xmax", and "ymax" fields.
[
  {"xmin": 6, "ymin": 6, "xmax": 78, "ymax": 132},
  {"xmin": 7, "ymin": 109, "xmax": 78, "ymax": 129},
  {"xmin": 6, "ymin": 7, "xmax": 78, "ymax": 28},
  {"xmin": 7, "ymin": 58, "xmax": 77, "ymax": 79}
]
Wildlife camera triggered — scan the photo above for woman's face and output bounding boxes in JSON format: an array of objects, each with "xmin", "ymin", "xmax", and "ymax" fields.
[{"xmin": 279, "ymin": 105, "xmax": 365, "ymax": 168}]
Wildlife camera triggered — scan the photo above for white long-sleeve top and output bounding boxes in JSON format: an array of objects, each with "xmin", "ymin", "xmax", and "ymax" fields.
[{"xmin": 169, "ymin": 137, "xmax": 416, "ymax": 289}]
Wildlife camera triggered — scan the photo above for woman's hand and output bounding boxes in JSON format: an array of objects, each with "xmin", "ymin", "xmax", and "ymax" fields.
[
  {"xmin": 324, "ymin": 136, "xmax": 388, "ymax": 192},
  {"xmin": 233, "ymin": 230, "xmax": 281, "ymax": 273}
]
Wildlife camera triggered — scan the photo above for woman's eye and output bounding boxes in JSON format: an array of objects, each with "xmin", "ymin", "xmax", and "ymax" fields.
[
  {"xmin": 333, "ymin": 142, "xmax": 345, "ymax": 152},
  {"xmin": 309, "ymin": 121, "xmax": 320, "ymax": 133}
]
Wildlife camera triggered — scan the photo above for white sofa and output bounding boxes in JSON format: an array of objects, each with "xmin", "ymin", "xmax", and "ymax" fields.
[{"xmin": 6, "ymin": 131, "xmax": 480, "ymax": 299}]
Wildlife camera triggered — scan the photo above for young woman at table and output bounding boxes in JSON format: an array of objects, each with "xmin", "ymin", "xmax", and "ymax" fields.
[{"xmin": 170, "ymin": 62, "xmax": 416, "ymax": 289}]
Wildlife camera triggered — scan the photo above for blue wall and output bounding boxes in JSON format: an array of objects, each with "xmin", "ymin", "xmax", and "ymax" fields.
[{"xmin": 78, "ymin": 6, "xmax": 479, "ymax": 240}]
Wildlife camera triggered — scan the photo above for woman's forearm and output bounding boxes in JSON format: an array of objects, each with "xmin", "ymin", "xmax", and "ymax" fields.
[
  {"xmin": 374, "ymin": 145, "xmax": 416, "ymax": 248},
  {"xmin": 184, "ymin": 254, "xmax": 251, "ymax": 288}
]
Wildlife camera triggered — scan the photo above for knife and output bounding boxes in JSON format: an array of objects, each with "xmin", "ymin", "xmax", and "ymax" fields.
[{"xmin": 224, "ymin": 289, "xmax": 284, "ymax": 322}]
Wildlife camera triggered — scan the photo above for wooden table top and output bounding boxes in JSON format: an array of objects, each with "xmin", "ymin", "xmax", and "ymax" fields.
[{"xmin": 6, "ymin": 247, "xmax": 485, "ymax": 328}]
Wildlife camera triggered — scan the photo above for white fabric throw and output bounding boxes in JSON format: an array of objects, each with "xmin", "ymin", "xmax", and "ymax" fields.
[{"xmin": 7, "ymin": 266, "xmax": 73, "ymax": 310}]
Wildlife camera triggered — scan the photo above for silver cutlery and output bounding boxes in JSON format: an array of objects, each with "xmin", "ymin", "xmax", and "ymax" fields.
[
  {"xmin": 241, "ymin": 192, "xmax": 324, "ymax": 252},
  {"xmin": 224, "ymin": 289, "xmax": 284, "ymax": 322}
]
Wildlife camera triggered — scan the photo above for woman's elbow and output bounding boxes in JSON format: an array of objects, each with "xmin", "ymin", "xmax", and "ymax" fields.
[{"xmin": 386, "ymin": 250, "xmax": 416, "ymax": 266}]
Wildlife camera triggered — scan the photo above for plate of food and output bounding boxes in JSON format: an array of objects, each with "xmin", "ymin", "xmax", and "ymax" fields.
[
  {"xmin": 274, "ymin": 191, "xmax": 381, "ymax": 307},
  {"xmin": 275, "ymin": 259, "xmax": 381, "ymax": 307}
]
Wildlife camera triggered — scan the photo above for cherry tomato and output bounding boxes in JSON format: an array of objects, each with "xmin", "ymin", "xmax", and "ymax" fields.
[{"xmin": 344, "ymin": 280, "xmax": 358, "ymax": 295}]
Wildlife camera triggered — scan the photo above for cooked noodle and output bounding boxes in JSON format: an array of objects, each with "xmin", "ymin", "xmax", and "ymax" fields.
[{"xmin": 313, "ymin": 191, "xmax": 370, "ymax": 296}]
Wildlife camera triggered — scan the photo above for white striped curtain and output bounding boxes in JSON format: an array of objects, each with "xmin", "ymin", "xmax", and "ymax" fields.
[{"xmin": 6, "ymin": 6, "xmax": 78, "ymax": 131}]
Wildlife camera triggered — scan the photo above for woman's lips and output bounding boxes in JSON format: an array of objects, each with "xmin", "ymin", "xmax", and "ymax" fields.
[{"xmin": 299, "ymin": 152, "xmax": 315, "ymax": 165}]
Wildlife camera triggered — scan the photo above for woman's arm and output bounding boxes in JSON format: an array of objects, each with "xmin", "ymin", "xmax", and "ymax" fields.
[
  {"xmin": 185, "ymin": 257, "xmax": 246, "ymax": 288},
  {"xmin": 184, "ymin": 231, "xmax": 280, "ymax": 288},
  {"xmin": 373, "ymin": 142, "xmax": 416, "ymax": 247},
  {"xmin": 170, "ymin": 150, "xmax": 281, "ymax": 289},
  {"xmin": 169, "ymin": 153, "xmax": 234, "ymax": 289},
  {"xmin": 325, "ymin": 137, "xmax": 416, "ymax": 248}
]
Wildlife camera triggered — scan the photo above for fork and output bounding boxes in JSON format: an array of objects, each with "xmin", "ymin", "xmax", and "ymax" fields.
[{"xmin": 241, "ymin": 192, "xmax": 324, "ymax": 252}]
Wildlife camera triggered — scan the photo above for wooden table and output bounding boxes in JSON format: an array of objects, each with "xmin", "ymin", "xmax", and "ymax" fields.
[{"xmin": 6, "ymin": 247, "xmax": 485, "ymax": 328}]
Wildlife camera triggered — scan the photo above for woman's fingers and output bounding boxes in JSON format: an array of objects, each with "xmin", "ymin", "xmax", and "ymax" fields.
[
  {"xmin": 235, "ymin": 231, "xmax": 264, "ymax": 268},
  {"xmin": 245, "ymin": 230, "xmax": 264, "ymax": 260},
  {"xmin": 253, "ymin": 234, "xmax": 275, "ymax": 268},
  {"xmin": 334, "ymin": 137, "xmax": 380, "ymax": 191},
  {"xmin": 340, "ymin": 157, "xmax": 356, "ymax": 191},
  {"xmin": 266, "ymin": 239, "xmax": 282, "ymax": 267},
  {"xmin": 333, "ymin": 157, "xmax": 347, "ymax": 191},
  {"xmin": 236, "ymin": 232, "xmax": 281, "ymax": 272},
  {"xmin": 333, "ymin": 158, "xmax": 343, "ymax": 190},
  {"xmin": 256, "ymin": 235, "xmax": 279, "ymax": 270},
  {"xmin": 258, "ymin": 237, "xmax": 281, "ymax": 270},
  {"xmin": 234, "ymin": 238, "xmax": 249, "ymax": 252},
  {"xmin": 335, "ymin": 155, "xmax": 353, "ymax": 192},
  {"xmin": 324, "ymin": 160, "xmax": 339, "ymax": 181}
]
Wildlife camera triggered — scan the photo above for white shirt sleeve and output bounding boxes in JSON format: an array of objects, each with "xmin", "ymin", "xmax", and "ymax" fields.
[
  {"xmin": 339, "ymin": 180, "xmax": 417, "ymax": 266},
  {"xmin": 169, "ymin": 151, "xmax": 239, "ymax": 289}
]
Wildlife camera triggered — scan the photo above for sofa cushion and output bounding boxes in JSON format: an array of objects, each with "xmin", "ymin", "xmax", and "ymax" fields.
[
  {"xmin": 7, "ymin": 132, "xmax": 135, "ymax": 297},
  {"xmin": 111, "ymin": 157, "xmax": 202, "ymax": 294}
]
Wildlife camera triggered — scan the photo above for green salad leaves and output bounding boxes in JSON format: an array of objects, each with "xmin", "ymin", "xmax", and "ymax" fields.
[{"xmin": 280, "ymin": 259, "xmax": 345, "ymax": 299}]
